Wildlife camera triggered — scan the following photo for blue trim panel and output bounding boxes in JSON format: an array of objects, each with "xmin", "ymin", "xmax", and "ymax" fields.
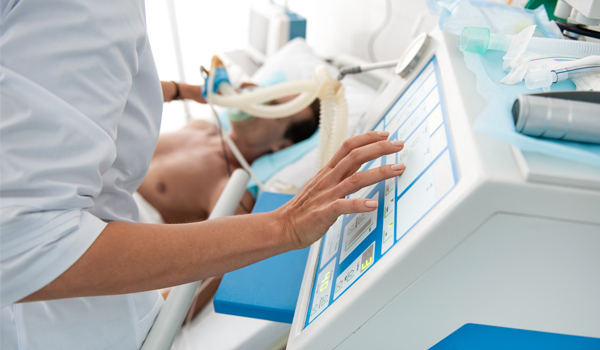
[
  {"xmin": 214, "ymin": 192, "xmax": 309, "ymax": 324},
  {"xmin": 431, "ymin": 324, "xmax": 600, "ymax": 350},
  {"xmin": 286, "ymin": 10, "xmax": 306, "ymax": 40}
]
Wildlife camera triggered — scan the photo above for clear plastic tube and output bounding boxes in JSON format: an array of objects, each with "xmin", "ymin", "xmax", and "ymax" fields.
[
  {"xmin": 206, "ymin": 61, "xmax": 265, "ymax": 190},
  {"xmin": 216, "ymin": 82, "xmax": 319, "ymax": 119},
  {"xmin": 205, "ymin": 57, "xmax": 349, "ymax": 182},
  {"xmin": 460, "ymin": 27, "xmax": 600, "ymax": 56},
  {"xmin": 525, "ymin": 56, "xmax": 600, "ymax": 91},
  {"xmin": 212, "ymin": 80, "xmax": 319, "ymax": 106}
]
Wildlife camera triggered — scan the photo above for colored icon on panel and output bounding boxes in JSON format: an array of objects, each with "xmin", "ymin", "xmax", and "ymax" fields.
[
  {"xmin": 320, "ymin": 271, "xmax": 331, "ymax": 292},
  {"xmin": 360, "ymin": 244, "xmax": 375, "ymax": 272},
  {"xmin": 361, "ymin": 258, "xmax": 373, "ymax": 272}
]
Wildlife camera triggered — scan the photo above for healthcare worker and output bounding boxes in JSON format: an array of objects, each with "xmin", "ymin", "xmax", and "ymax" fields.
[{"xmin": 0, "ymin": 0, "xmax": 406, "ymax": 348}]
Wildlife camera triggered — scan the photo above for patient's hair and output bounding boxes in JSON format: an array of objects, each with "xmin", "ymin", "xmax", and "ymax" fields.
[{"xmin": 283, "ymin": 98, "xmax": 321, "ymax": 144}]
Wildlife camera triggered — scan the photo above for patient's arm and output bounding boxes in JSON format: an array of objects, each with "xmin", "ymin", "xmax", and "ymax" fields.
[
  {"xmin": 161, "ymin": 81, "xmax": 205, "ymax": 104},
  {"xmin": 160, "ymin": 81, "xmax": 257, "ymax": 104}
]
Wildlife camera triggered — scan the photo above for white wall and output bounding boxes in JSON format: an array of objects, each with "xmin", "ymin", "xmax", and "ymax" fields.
[
  {"xmin": 146, "ymin": 0, "xmax": 251, "ymax": 132},
  {"xmin": 146, "ymin": 0, "xmax": 439, "ymax": 132},
  {"xmin": 281, "ymin": 0, "xmax": 438, "ymax": 62}
]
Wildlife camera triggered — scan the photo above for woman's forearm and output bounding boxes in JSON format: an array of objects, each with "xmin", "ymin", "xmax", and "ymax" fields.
[
  {"xmin": 20, "ymin": 132, "xmax": 406, "ymax": 304},
  {"xmin": 20, "ymin": 211, "xmax": 289, "ymax": 302}
]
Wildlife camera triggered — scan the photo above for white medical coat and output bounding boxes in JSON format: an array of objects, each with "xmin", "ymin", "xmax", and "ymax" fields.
[{"xmin": 1, "ymin": 0, "xmax": 164, "ymax": 348}]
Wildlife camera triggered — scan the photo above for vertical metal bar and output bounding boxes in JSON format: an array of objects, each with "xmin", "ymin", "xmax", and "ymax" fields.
[
  {"xmin": 141, "ymin": 169, "xmax": 251, "ymax": 350},
  {"xmin": 165, "ymin": 0, "xmax": 192, "ymax": 121}
]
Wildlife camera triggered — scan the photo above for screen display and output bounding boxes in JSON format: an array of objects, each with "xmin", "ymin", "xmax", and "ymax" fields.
[{"xmin": 304, "ymin": 56, "xmax": 458, "ymax": 328}]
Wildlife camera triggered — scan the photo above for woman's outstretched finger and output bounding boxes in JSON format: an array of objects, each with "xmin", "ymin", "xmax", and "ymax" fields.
[
  {"xmin": 325, "ymin": 198, "xmax": 381, "ymax": 219},
  {"xmin": 330, "ymin": 140, "xmax": 404, "ymax": 183},
  {"xmin": 332, "ymin": 163, "xmax": 406, "ymax": 199},
  {"xmin": 327, "ymin": 131, "xmax": 390, "ymax": 168}
]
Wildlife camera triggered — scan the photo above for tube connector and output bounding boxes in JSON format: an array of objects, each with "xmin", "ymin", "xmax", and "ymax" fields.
[
  {"xmin": 525, "ymin": 66, "xmax": 556, "ymax": 92},
  {"xmin": 338, "ymin": 66, "xmax": 362, "ymax": 80}
]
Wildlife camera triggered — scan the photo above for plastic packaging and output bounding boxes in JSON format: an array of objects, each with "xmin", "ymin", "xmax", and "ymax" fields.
[
  {"xmin": 460, "ymin": 26, "xmax": 600, "ymax": 56},
  {"xmin": 429, "ymin": 0, "xmax": 600, "ymax": 167},
  {"xmin": 428, "ymin": 0, "xmax": 563, "ymax": 39}
]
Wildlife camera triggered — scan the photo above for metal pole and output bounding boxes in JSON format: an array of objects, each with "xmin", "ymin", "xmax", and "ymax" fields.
[
  {"xmin": 141, "ymin": 169, "xmax": 251, "ymax": 350},
  {"xmin": 165, "ymin": 0, "xmax": 192, "ymax": 121}
]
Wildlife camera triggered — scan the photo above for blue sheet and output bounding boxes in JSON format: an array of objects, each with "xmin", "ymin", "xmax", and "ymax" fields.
[{"xmin": 214, "ymin": 192, "xmax": 309, "ymax": 323}]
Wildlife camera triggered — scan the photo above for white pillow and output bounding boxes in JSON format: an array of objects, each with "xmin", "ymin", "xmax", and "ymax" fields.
[
  {"xmin": 252, "ymin": 38, "xmax": 376, "ymax": 137},
  {"xmin": 253, "ymin": 38, "xmax": 378, "ymax": 193}
]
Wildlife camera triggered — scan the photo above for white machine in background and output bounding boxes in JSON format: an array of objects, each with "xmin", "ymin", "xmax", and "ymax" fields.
[
  {"xmin": 222, "ymin": 1, "xmax": 307, "ymax": 76},
  {"xmin": 247, "ymin": 1, "xmax": 307, "ymax": 64},
  {"xmin": 554, "ymin": 0, "xmax": 600, "ymax": 27},
  {"xmin": 286, "ymin": 28, "xmax": 600, "ymax": 349}
]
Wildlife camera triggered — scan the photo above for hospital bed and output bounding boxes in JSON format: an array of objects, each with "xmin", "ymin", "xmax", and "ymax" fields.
[
  {"xmin": 137, "ymin": 38, "xmax": 383, "ymax": 350},
  {"xmin": 143, "ymin": 27, "xmax": 600, "ymax": 348}
]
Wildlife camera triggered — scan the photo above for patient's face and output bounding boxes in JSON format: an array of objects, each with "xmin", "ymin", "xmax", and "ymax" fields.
[{"xmin": 230, "ymin": 94, "xmax": 316, "ymax": 152}]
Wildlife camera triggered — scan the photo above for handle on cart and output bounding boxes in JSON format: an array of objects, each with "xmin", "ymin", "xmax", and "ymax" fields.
[{"xmin": 141, "ymin": 169, "xmax": 251, "ymax": 350}]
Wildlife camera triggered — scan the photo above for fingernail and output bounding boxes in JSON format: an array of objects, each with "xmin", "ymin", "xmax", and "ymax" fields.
[
  {"xmin": 377, "ymin": 131, "xmax": 389, "ymax": 137},
  {"xmin": 365, "ymin": 200, "xmax": 378, "ymax": 208},
  {"xmin": 391, "ymin": 163, "xmax": 405, "ymax": 171},
  {"xmin": 391, "ymin": 140, "xmax": 404, "ymax": 147}
]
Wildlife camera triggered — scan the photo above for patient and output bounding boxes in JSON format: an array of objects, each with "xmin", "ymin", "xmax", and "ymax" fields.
[
  {"xmin": 136, "ymin": 81, "xmax": 320, "ymax": 224},
  {"xmin": 138, "ymin": 81, "xmax": 320, "ymax": 321}
]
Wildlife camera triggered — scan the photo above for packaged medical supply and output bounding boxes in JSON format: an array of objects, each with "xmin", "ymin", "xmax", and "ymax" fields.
[
  {"xmin": 428, "ymin": 0, "xmax": 600, "ymax": 167},
  {"xmin": 460, "ymin": 26, "xmax": 600, "ymax": 56}
]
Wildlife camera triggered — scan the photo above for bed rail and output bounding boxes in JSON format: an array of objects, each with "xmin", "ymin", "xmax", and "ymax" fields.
[{"xmin": 141, "ymin": 169, "xmax": 251, "ymax": 350}]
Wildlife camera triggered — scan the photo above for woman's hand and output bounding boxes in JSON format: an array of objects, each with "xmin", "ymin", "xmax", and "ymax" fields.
[
  {"xmin": 19, "ymin": 132, "xmax": 404, "ymax": 303},
  {"xmin": 276, "ymin": 131, "xmax": 405, "ymax": 249}
]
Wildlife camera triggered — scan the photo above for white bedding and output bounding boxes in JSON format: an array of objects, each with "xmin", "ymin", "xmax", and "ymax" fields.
[{"xmin": 251, "ymin": 38, "xmax": 378, "ymax": 193}]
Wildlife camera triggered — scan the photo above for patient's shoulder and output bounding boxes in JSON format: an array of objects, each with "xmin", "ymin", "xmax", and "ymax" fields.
[{"xmin": 184, "ymin": 119, "xmax": 215, "ymax": 131}]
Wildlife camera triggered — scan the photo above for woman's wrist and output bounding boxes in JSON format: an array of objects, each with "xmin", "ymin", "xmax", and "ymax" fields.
[{"xmin": 270, "ymin": 207, "xmax": 304, "ymax": 251}]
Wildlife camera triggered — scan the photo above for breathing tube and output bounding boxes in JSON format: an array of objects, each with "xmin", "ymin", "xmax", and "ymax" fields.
[
  {"xmin": 525, "ymin": 56, "xmax": 600, "ymax": 91},
  {"xmin": 203, "ymin": 56, "xmax": 349, "ymax": 190}
]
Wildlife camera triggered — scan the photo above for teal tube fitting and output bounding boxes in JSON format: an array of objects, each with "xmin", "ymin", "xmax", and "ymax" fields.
[{"xmin": 460, "ymin": 27, "xmax": 491, "ymax": 54}]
